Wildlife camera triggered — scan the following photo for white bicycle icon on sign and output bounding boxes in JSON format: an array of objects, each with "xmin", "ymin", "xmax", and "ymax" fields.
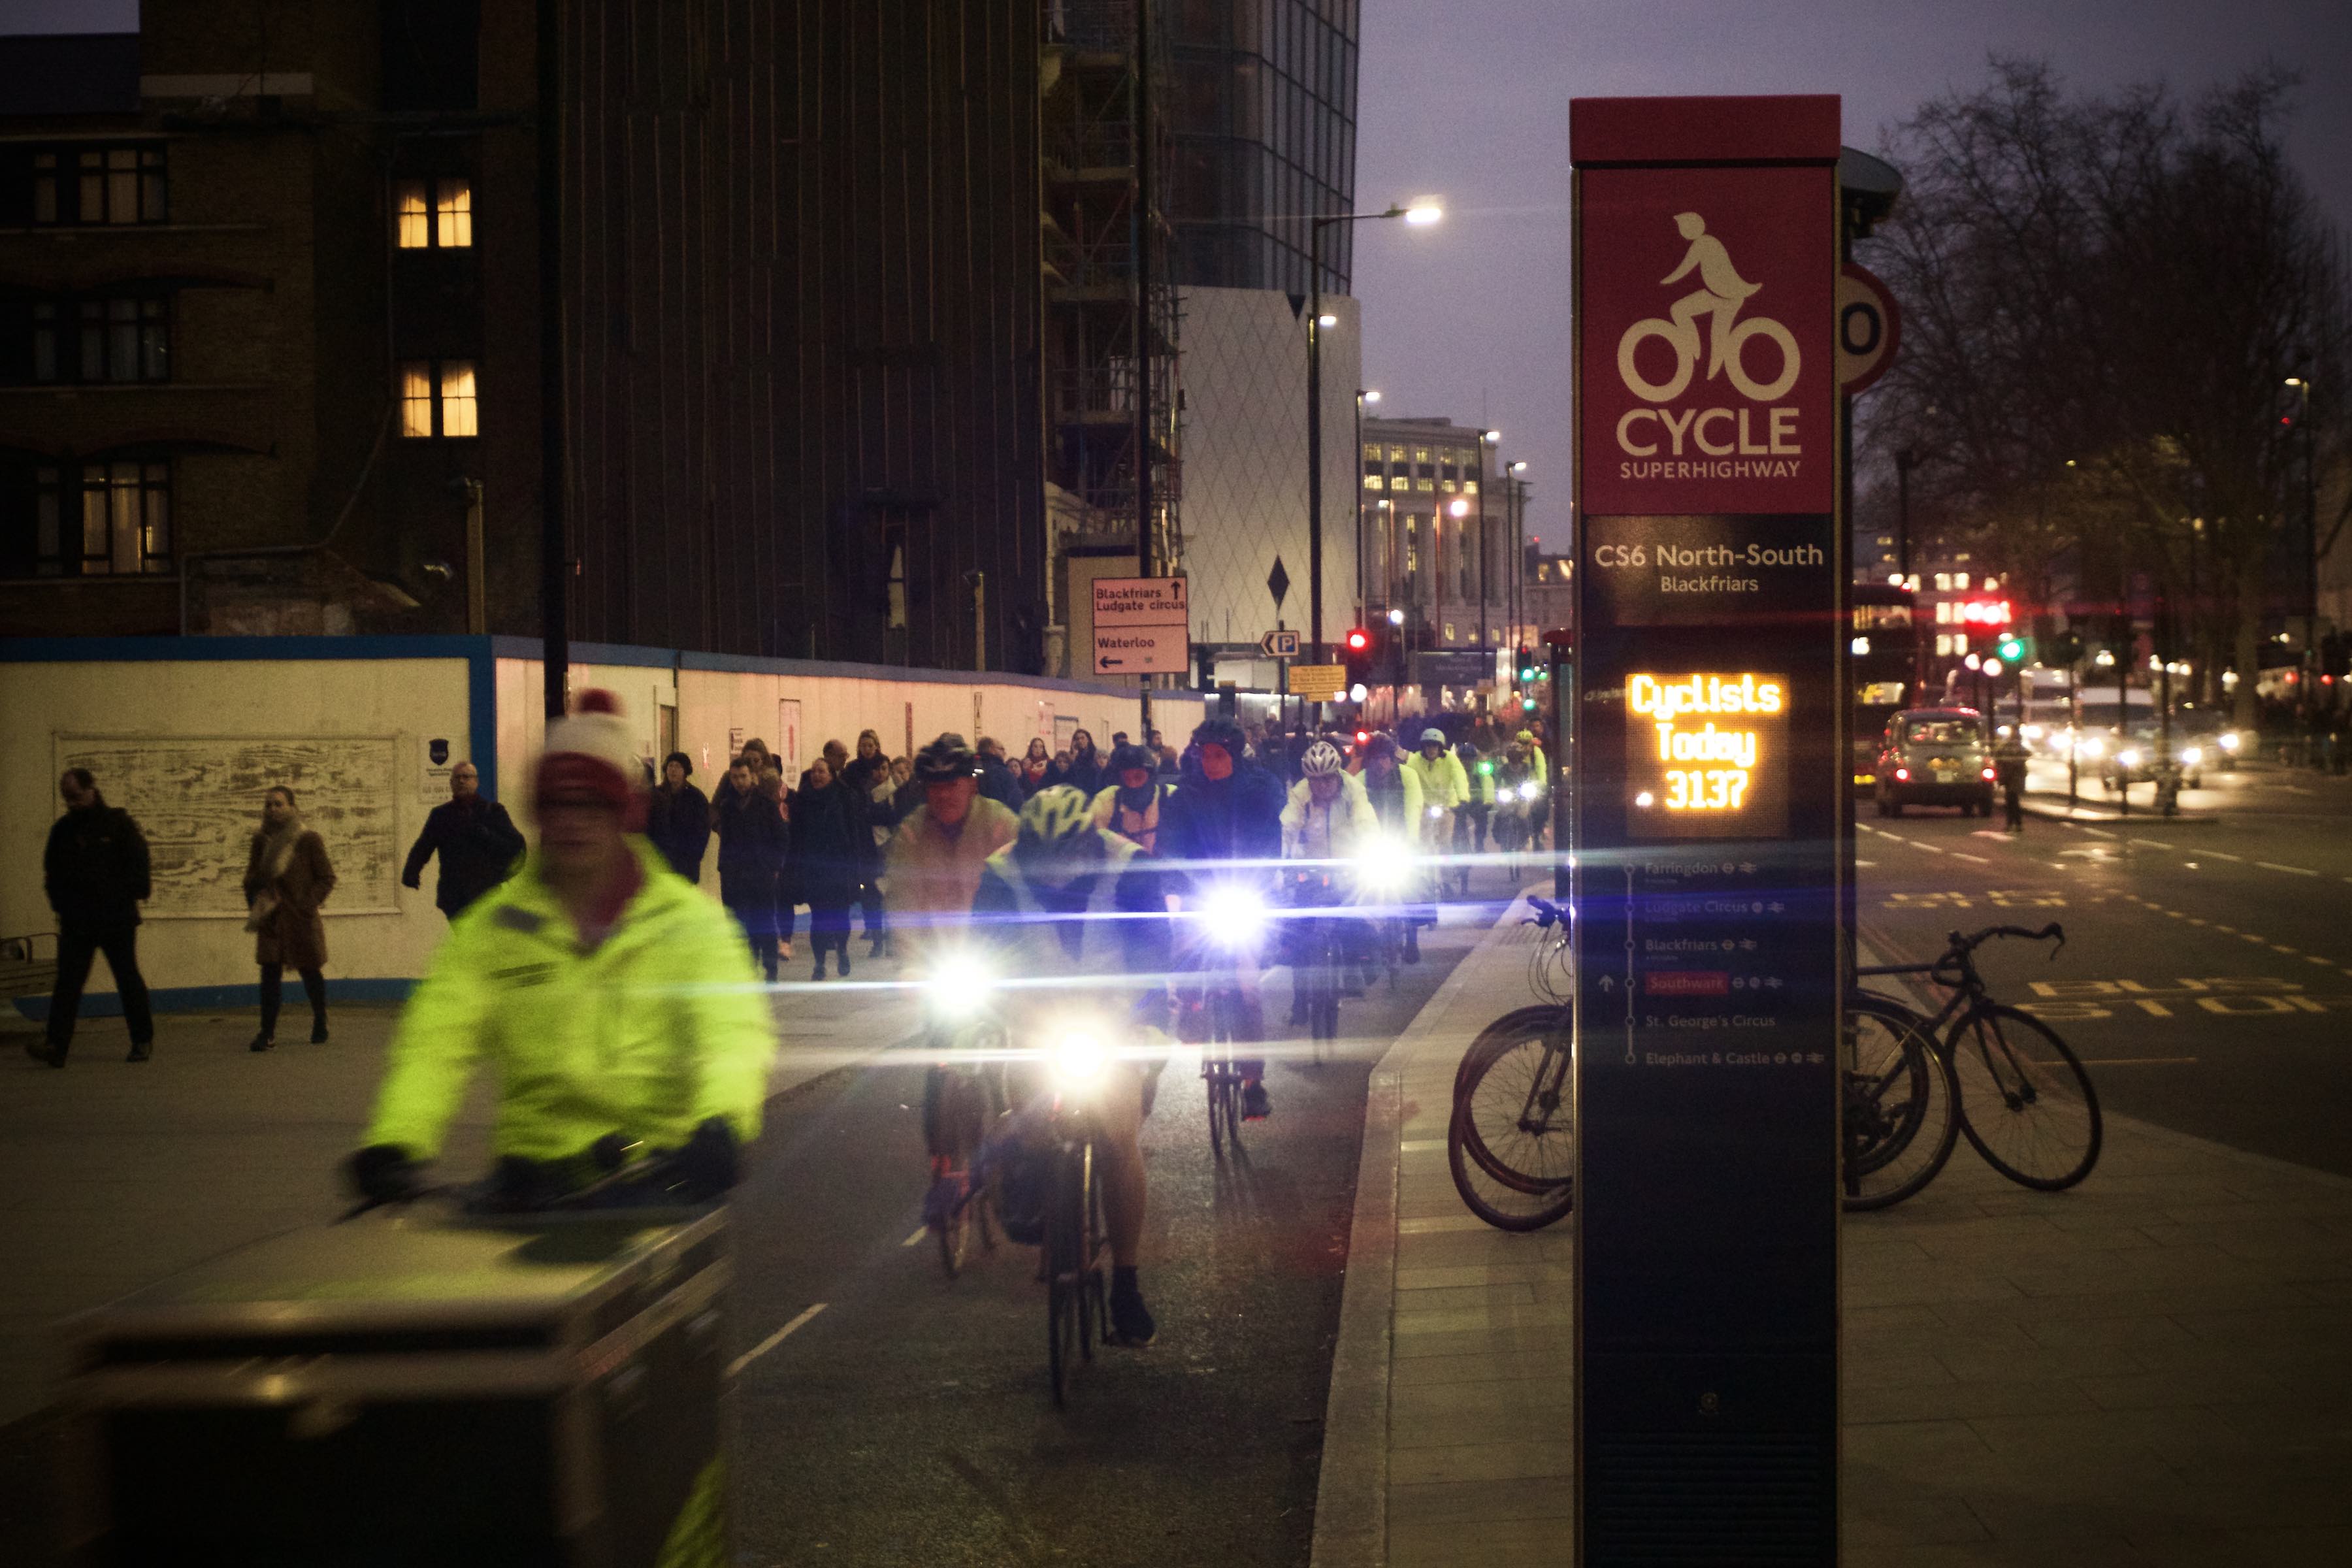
[{"xmin": 1616, "ymin": 212, "xmax": 1802, "ymax": 404}]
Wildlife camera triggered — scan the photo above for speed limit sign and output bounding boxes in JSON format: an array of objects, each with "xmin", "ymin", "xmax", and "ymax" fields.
[{"xmin": 1837, "ymin": 262, "xmax": 1899, "ymax": 393}]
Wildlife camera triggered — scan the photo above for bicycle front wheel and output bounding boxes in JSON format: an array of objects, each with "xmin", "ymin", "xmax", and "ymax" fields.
[
  {"xmin": 1950, "ymin": 1004, "xmax": 2102, "ymax": 1190},
  {"xmin": 1448, "ymin": 1008, "xmax": 1575, "ymax": 1231},
  {"xmin": 1842, "ymin": 994, "xmax": 1959, "ymax": 1211}
]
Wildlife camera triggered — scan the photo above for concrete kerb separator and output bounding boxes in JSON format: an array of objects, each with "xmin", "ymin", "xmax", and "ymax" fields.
[{"xmin": 1309, "ymin": 890, "xmax": 1529, "ymax": 1568}]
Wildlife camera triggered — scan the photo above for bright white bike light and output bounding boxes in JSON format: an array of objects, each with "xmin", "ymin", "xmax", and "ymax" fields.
[
  {"xmin": 1201, "ymin": 885, "xmax": 1270, "ymax": 947},
  {"xmin": 1517, "ymin": 781, "xmax": 1540, "ymax": 801},
  {"xmin": 926, "ymin": 956, "xmax": 994, "ymax": 1016},
  {"xmin": 1054, "ymin": 1032, "xmax": 1107, "ymax": 1084}
]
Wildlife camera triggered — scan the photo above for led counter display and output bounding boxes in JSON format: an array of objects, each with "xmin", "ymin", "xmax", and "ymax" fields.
[{"xmin": 1626, "ymin": 671, "xmax": 1789, "ymax": 839}]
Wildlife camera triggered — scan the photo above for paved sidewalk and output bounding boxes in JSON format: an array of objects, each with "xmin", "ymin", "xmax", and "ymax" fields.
[
  {"xmin": 0, "ymin": 971, "xmax": 917, "ymax": 1431},
  {"xmin": 1312, "ymin": 895, "xmax": 2352, "ymax": 1567}
]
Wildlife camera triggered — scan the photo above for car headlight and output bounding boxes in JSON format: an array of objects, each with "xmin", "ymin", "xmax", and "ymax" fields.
[
  {"xmin": 2181, "ymin": 746, "xmax": 2202, "ymax": 766},
  {"xmin": 2079, "ymin": 736, "xmax": 2106, "ymax": 759},
  {"xmin": 2118, "ymin": 749, "xmax": 2142, "ymax": 769},
  {"xmin": 2021, "ymin": 724, "xmax": 2044, "ymax": 740},
  {"xmin": 2217, "ymin": 731, "xmax": 2241, "ymax": 753},
  {"xmin": 1200, "ymin": 884, "xmax": 1269, "ymax": 947}
]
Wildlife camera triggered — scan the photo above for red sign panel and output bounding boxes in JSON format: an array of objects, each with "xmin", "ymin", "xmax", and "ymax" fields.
[{"xmin": 1579, "ymin": 165, "xmax": 1835, "ymax": 515}]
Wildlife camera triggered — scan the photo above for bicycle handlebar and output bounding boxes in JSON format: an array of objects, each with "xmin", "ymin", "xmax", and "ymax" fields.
[
  {"xmin": 1943, "ymin": 922, "xmax": 2066, "ymax": 956},
  {"xmin": 1524, "ymin": 895, "xmax": 1567, "ymax": 930}
]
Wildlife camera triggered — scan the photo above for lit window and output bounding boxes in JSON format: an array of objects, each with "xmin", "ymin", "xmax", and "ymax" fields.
[
  {"xmin": 1362, "ymin": 442, "xmax": 1381, "ymax": 460},
  {"xmin": 1417, "ymin": 478, "xmax": 1433, "ymax": 492},
  {"xmin": 399, "ymin": 362, "xmax": 435, "ymax": 437},
  {"xmin": 396, "ymin": 181, "xmax": 431, "ymax": 248},
  {"xmin": 1414, "ymin": 448, "xmax": 1429, "ymax": 464},
  {"xmin": 71, "ymin": 460, "xmax": 171, "ymax": 575},
  {"xmin": 1955, "ymin": 553, "xmax": 1972, "ymax": 564},
  {"xmin": 1935, "ymin": 601, "xmax": 1952, "ymax": 624},
  {"xmin": 1444, "ymin": 623, "xmax": 1456, "ymax": 642},
  {"xmin": 1463, "ymin": 481, "xmax": 1477, "ymax": 495},
  {"xmin": 1441, "ymin": 480, "xmax": 1457, "ymax": 493},
  {"xmin": 436, "ymin": 180, "xmax": 472, "ymax": 248},
  {"xmin": 1876, "ymin": 534, "xmax": 1893, "ymax": 546},
  {"xmin": 1364, "ymin": 472, "xmax": 1382, "ymax": 491},
  {"xmin": 439, "ymin": 361, "xmax": 478, "ymax": 435},
  {"xmin": 1933, "ymin": 573, "xmax": 1951, "ymax": 591},
  {"xmin": 1388, "ymin": 447, "xmax": 1404, "ymax": 462}
]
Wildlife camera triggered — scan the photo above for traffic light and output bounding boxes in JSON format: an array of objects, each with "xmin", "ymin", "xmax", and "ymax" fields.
[
  {"xmin": 1996, "ymin": 631, "xmax": 2027, "ymax": 665},
  {"xmin": 1516, "ymin": 646, "xmax": 1538, "ymax": 682},
  {"xmin": 1343, "ymin": 625, "xmax": 1375, "ymax": 686},
  {"xmin": 2046, "ymin": 630, "xmax": 2083, "ymax": 668}
]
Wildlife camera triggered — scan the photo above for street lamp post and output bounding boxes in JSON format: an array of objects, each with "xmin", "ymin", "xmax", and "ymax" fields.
[
  {"xmin": 1356, "ymin": 388, "xmax": 1380, "ymax": 619},
  {"xmin": 1477, "ymin": 429, "xmax": 1499, "ymax": 664},
  {"xmin": 2287, "ymin": 376, "xmax": 2317, "ymax": 710},
  {"xmin": 1309, "ymin": 201, "xmax": 1439, "ymax": 664}
]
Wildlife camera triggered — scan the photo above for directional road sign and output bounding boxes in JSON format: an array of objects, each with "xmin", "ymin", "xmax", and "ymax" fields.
[
  {"xmin": 1092, "ymin": 576, "xmax": 1190, "ymax": 677},
  {"xmin": 1260, "ymin": 629, "xmax": 1301, "ymax": 659}
]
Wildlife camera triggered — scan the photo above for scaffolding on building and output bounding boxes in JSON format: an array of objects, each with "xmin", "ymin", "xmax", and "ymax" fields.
[{"xmin": 1041, "ymin": 1, "xmax": 1181, "ymax": 600}]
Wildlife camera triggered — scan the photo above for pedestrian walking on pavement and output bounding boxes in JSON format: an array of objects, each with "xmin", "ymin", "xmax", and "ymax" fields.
[
  {"xmin": 647, "ymin": 751, "xmax": 713, "ymax": 885},
  {"xmin": 789, "ymin": 757, "xmax": 864, "ymax": 979},
  {"xmin": 715, "ymin": 755, "xmax": 789, "ymax": 981},
  {"xmin": 841, "ymin": 730, "xmax": 892, "ymax": 958},
  {"xmin": 242, "ymin": 786, "xmax": 336, "ymax": 1052},
  {"xmin": 400, "ymin": 761, "xmax": 525, "ymax": 920},
  {"xmin": 32, "ymin": 768, "xmax": 156, "ymax": 1067}
]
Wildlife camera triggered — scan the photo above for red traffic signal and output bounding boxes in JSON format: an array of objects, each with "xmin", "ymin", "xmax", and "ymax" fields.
[
  {"xmin": 1957, "ymin": 598, "xmax": 2013, "ymax": 629},
  {"xmin": 1345, "ymin": 628, "xmax": 1371, "ymax": 653}
]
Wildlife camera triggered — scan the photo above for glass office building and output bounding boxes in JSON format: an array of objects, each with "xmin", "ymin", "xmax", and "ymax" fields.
[{"xmin": 1169, "ymin": 0, "xmax": 1360, "ymax": 295}]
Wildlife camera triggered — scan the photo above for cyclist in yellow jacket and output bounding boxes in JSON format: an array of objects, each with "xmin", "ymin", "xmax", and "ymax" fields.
[{"xmin": 346, "ymin": 691, "xmax": 776, "ymax": 1208}]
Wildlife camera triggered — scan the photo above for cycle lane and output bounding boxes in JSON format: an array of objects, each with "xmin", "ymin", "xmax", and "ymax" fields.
[
  {"xmin": 1858, "ymin": 811, "xmax": 2352, "ymax": 1176},
  {"xmin": 1312, "ymin": 880, "xmax": 2352, "ymax": 1568}
]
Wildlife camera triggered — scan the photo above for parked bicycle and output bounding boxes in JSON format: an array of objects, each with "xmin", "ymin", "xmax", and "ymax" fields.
[
  {"xmin": 1855, "ymin": 922, "xmax": 2102, "ymax": 1192},
  {"xmin": 1447, "ymin": 896, "xmax": 1575, "ymax": 1232}
]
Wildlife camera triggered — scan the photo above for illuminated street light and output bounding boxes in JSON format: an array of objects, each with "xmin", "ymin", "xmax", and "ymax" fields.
[
  {"xmin": 1448, "ymin": 498, "xmax": 1469, "ymax": 518},
  {"xmin": 1403, "ymin": 199, "xmax": 1443, "ymax": 225},
  {"xmin": 1362, "ymin": 389, "xmax": 1380, "ymax": 404},
  {"xmin": 1317, "ymin": 313, "xmax": 1337, "ymax": 327},
  {"xmin": 1387, "ymin": 608, "xmax": 1405, "ymax": 625}
]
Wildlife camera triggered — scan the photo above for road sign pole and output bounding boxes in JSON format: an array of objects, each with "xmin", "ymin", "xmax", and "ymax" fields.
[{"xmin": 1570, "ymin": 95, "xmax": 1845, "ymax": 1563}]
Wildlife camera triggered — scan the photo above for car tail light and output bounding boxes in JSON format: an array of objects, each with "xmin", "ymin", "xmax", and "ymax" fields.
[{"xmin": 1893, "ymin": 768, "xmax": 1910, "ymax": 782}]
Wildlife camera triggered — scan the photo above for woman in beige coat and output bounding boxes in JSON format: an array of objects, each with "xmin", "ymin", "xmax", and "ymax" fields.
[{"xmin": 242, "ymin": 785, "xmax": 336, "ymax": 1052}]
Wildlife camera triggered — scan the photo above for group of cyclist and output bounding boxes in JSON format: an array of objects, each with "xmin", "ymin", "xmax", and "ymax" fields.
[{"xmin": 340, "ymin": 690, "xmax": 1551, "ymax": 1354}]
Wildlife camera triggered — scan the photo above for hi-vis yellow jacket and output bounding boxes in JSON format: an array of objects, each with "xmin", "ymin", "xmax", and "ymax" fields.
[{"xmin": 365, "ymin": 839, "xmax": 774, "ymax": 1163}]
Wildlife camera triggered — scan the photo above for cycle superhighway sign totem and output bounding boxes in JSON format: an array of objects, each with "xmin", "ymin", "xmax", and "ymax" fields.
[{"xmin": 1569, "ymin": 97, "xmax": 1846, "ymax": 1563}]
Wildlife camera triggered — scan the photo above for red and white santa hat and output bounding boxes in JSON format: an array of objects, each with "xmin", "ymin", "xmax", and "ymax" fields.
[{"xmin": 534, "ymin": 689, "xmax": 646, "ymax": 822}]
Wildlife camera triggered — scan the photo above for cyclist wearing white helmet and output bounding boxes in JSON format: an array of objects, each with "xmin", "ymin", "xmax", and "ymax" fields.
[
  {"xmin": 970, "ymin": 787, "xmax": 1173, "ymax": 1345},
  {"xmin": 1281, "ymin": 740, "xmax": 1377, "ymax": 862}
]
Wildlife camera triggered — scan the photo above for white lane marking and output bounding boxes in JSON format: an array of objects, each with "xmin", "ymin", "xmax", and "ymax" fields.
[
  {"xmin": 2086, "ymin": 1057, "xmax": 2200, "ymax": 1066},
  {"xmin": 1950, "ymin": 851, "xmax": 1989, "ymax": 864},
  {"xmin": 2204, "ymin": 851, "xmax": 2244, "ymax": 862},
  {"xmin": 2129, "ymin": 837, "xmax": 2175, "ymax": 850},
  {"xmin": 1856, "ymin": 858, "xmax": 1878, "ymax": 868},
  {"xmin": 2257, "ymin": 862, "xmax": 2318, "ymax": 877},
  {"xmin": 2241, "ymin": 934, "xmax": 2265, "ymax": 944},
  {"xmin": 1909, "ymin": 841, "xmax": 1945, "ymax": 855},
  {"xmin": 2078, "ymin": 826, "xmax": 2117, "ymax": 840},
  {"xmin": 2308, "ymin": 955, "xmax": 2334, "ymax": 966},
  {"xmin": 728, "ymin": 1302, "xmax": 828, "ymax": 1378},
  {"xmin": 901, "ymin": 1226, "xmax": 928, "ymax": 1248},
  {"xmin": 2271, "ymin": 945, "xmax": 2300, "ymax": 955}
]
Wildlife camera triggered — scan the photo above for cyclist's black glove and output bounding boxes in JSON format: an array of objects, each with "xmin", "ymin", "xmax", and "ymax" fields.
[
  {"xmin": 345, "ymin": 1143, "xmax": 424, "ymax": 1204},
  {"xmin": 676, "ymin": 1117, "xmax": 740, "ymax": 1199}
]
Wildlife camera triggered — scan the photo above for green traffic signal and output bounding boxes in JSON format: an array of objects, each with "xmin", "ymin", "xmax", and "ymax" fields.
[{"xmin": 1997, "ymin": 632, "xmax": 2025, "ymax": 664}]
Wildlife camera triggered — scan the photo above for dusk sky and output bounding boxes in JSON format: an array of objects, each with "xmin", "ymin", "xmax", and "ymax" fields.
[
  {"xmin": 14, "ymin": 0, "xmax": 2345, "ymax": 557},
  {"xmin": 1355, "ymin": 0, "xmax": 2351, "ymax": 551}
]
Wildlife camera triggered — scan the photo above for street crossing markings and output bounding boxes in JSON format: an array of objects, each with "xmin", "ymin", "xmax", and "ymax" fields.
[
  {"xmin": 728, "ymin": 1302, "xmax": 829, "ymax": 1378},
  {"xmin": 2257, "ymin": 861, "xmax": 2319, "ymax": 877}
]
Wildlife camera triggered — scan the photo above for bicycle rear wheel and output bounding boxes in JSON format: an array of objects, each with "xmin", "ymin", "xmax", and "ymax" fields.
[
  {"xmin": 1841, "ymin": 994, "xmax": 1959, "ymax": 1211},
  {"xmin": 1950, "ymin": 1004, "xmax": 2102, "ymax": 1190},
  {"xmin": 1448, "ymin": 1009, "xmax": 1575, "ymax": 1231}
]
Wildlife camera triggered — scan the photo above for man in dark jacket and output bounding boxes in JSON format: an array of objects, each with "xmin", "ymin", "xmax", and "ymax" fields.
[
  {"xmin": 647, "ymin": 751, "xmax": 713, "ymax": 883},
  {"xmin": 974, "ymin": 736, "xmax": 1027, "ymax": 813},
  {"xmin": 1156, "ymin": 716, "xmax": 1289, "ymax": 1120},
  {"xmin": 34, "ymin": 768, "xmax": 155, "ymax": 1066},
  {"xmin": 400, "ymin": 762, "xmax": 527, "ymax": 920}
]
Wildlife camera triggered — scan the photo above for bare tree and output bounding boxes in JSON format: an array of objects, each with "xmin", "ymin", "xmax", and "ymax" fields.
[{"xmin": 1861, "ymin": 60, "xmax": 2351, "ymax": 727}]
